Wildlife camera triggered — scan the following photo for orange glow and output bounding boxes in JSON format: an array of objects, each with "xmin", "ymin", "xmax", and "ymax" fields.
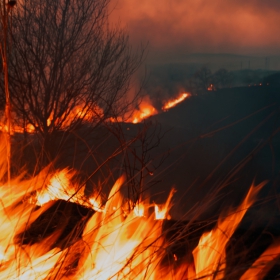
[
  {"xmin": 50, "ymin": 103, "xmax": 104, "ymax": 128},
  {"xmin": 89, "ymin": 196, "xmax": 104, "ymax": 212},
  {"xmin": 109, "ymin": 103, "xmax": 157, "ymax": 124},
  {"xmin": 162, "ymin": 92, "xmax": 190, "ymax": 111},
  {"xmin": 193, "ymin": 182, "xmax": 266, "ymax": 279},
  {"xmin": 25, "ymin": 123, "xmax": 36, "ymax": 133},
  {"xmin": 110, "ymin": 93, "xmax": 191, "ymax": 124},
  {"xmin": 110, "ymin": 0, "xmax": 280, "ymax": 56},
  {"xmin": 110, "ymin": 97, "xmax": 158, "ymax": 124},
  {"xmin": 0, "ymin": 133, "xmax": 277, "ymax": 279},
  {"xmin": 207, "ymin": 84, "xmax": 215, "ymax": 91},
  {"xmin": 133, "ymin": 201, "xmax": 145, "ymax": 217},
  {"xmin": 0, "ymin": 102, "xmax": 104, "ymax": 135},
  {"xmin": 131, "ymin": 102, "xmax": 157, "ymax": 123},
  {"xmin": 0, "ymin": 92, "xmax": 191, "ymax": 132},
  {"xmin": 36, "ymin": 169, "xmax": 87, "ymax": 206},
  {"xmin": 2, "ymin": 122, "xmax": 36, "ymax": 134},
  {"xmin": 240, "ymin": 239, "xmax": 280, "ymax": 280},
  {"xmin": 154, "ymin": 187, "xmax": 175, "ymax": 220},
  {"xmin": 78, "ymin": 175, "xmax": 166, "ymax": 280}
]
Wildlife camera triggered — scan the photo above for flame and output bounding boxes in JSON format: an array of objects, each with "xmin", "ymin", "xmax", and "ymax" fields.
[
  {"xmin": 193, "ymin": 182, "xmax": 266, "ymax": 279},
  {"xmin": 110, "ymin": 96, "xmax": 157, "ymax": 124},
  {"xmin": 0, "ymin": 133, "xmax": 277, "ymax": 279},
  {"xmin": 89, "ymin": 196, "xmax": 104, "ymax": 213},
  {"xmin": 25, "ymin": 123, "xmax": 36, "ymax": 133},
  {"xmin": 35, "ymin": 169, "xmax": 87, "ymax": 207},
  {"xmin": 47, "ymin": 103, "xmax": 104, "ymax": 129},
  {"xmin": 157, "ymin": 181, "xmax": 280, "ymax": 280},
  {"xmin": 240, "ymin": 239, "xmax": 280, "ymax": 280},
  {"xmin": 0, "ymin": 122, "xmax": 36, "ymax": 134},
  {"xmin": 155, "ymin": 187, "xmax": 175, "ymax": 220},
  {"xmin": 110, "ymin": 91, "xmax": 192, "ymax": 124},
  {"xmin": 131, "ymin": 102, "xmax": 157, "ymax": 123},
  {"xmin": 0, "ymin": 92, "xmax": 191, "ymax": 132},
  {"xmin": 0, "ymin": 102, "xmax": 104, "ymax": 135},
  {"xmin": 133, "ymin": 201, "xmax": 145, "ymax": 217},
  {"xmin": 162, "ymin": 92, "xmax": 190, "ymax": 111}
]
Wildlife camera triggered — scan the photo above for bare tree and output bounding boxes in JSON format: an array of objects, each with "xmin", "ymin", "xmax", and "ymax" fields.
[
  {"xmin": 106, "ymin": 120, "xmax": 168, "ymax": 206},
  {"xmin": 212, "ymin": 68, "xmax": 233, "ymax": 89},
  {"xmin": 192, "ymin": 67, "xmax": 212, "ymax": 93},
  {"xmin": 6, "ymin": 0, "xmax": 143, "ymax": 158}
]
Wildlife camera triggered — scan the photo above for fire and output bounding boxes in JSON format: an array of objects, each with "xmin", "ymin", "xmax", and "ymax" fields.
[
  {"xmin": 0, "ymin": 92, "xmax": 192, "ymax": 132},
  {"xmin": 155, "ymin": 187, "xmax": 175, "ymax": 220},
  {"xmin": 130, "ymin": 101, "xmax": 157, "ymax": 124},
  {"xmin": 133, "ymin": 201, "xmax": 145, "ymax": 217},
  {"xmin": 110, "ymin": 91, "xmax": 192, "ymax": 124},
  {"xmin": 193, "ymin": 182, "xmax": 265, "ymax": 279},
  {"xmin": 0, "ymin": 102, "xmax": 104, "ymax": 135},
  {"xmin": 47, "ymin": 103, "xmax": 104, "ymax": 129},
  {"xmin": 240, "ymin": 239, "xmax": 280, "ymax": 279},
  {"xmin": 35, "ymin": 169, "xmax": 86, "ymax": 206},
  {"xmin": 109, "ymin": 103, "xmax": 157, "ymax": 124},
  {"xmin": 0, "ymin": 136, "xmax": 277, "ymax": 279},
  {"xmin": 162, "ymin": 92, "xmax": 190, "ymax": 111},
  {"xmin": 110, "ymin": 97, "xmax": 158, "ymax": 124}
]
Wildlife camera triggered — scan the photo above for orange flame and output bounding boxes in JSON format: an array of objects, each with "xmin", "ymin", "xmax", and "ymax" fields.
[
  {"xmin": 155, "ymin": 187, "xmax": 175, "ymax": 220},
  {"xmin": 0, "ymin": 133, "xmax": 277, "ymax": 279},
  {"xmin": 0, "ymin": 102, "xmax": 104, "ymax": 135},
  {"xmin": 133, "ymin": 201, "xmax": 145, "ymax": 217},
  {"xmin": 47, "ymin": 103, "xmax": 104, "ymax": 129},
  {"xmin": 193, "ymin": 182, "xmax": 266, "ymax": 279},
  {"xmin": 131, "ymin": 102, "xmax": 157, "ymax": 123},
  {"xmin": 0, "ymin": 92, "xmax": 191, "ymax": 132},
  {"xmin": 162, "ymin": 92, "xmax": 191, "ymax": 111},
  {"xmin": 240, "ymin": 239, "xmax": 280, "ymax": 280}
]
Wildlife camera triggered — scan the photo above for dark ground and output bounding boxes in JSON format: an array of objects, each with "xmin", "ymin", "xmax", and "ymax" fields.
[{"xmin": 147, "ymin": 85, "xmax": 280, "ymax": 223}]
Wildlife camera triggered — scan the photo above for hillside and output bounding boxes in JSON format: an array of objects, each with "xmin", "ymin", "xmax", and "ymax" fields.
[
  {"xmin": 146, "ymin": 85, "xmax": 280, "ymax": 223},
  {"xmin": 12, "ymin": 84, "xmax": 280, "ymax": 226}
]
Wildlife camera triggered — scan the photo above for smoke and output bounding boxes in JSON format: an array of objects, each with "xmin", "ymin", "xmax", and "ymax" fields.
[{"xmin": 110, "ymin": 0, "xmax": 280, "ymax": 61}]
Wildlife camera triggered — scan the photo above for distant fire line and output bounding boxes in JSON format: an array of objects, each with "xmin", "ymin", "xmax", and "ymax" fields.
[
  {"xmin": 162, "ymin": 92, "xmax": 190, "ymax": 111},
  {"xmin": 0, "ymin": 92, "xmax": 191, "ymax": 133}
]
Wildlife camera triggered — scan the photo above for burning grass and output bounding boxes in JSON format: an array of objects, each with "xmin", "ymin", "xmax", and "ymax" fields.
[
  {"xmin": 162, "ymin": 92, "xmax": 191, "ymax": 111},
  {"xmin": 0, "ymin": 132, "xmax": 279, "ymax": 279}
]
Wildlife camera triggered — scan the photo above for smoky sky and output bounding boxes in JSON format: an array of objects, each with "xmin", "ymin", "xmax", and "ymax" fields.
[{"xmin": 111, "ymin": 0, "xmax": 280, "ymax": 62}]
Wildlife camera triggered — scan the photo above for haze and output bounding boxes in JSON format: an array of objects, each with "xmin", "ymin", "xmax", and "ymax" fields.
[{"xmin": 111, "ymin": 0, "xmax": 280, "ymax": 64}]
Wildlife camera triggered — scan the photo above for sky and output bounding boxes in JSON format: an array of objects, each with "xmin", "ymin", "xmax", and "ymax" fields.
[{"xmin": 111, "ymin": 0, "xmax": 280, "ymax": 63}]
